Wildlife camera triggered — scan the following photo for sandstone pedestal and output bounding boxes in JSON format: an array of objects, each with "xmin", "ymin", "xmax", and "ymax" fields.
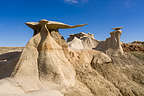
[
  {"xmin": 10, "ymin": 19, "xmax": 87, "ymax": 92},
  {"xmin": 96, "ymin": 27, "xmax": 124, "ymax": 56}
]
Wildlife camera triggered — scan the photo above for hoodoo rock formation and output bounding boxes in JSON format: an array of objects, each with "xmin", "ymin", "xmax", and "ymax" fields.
[
  {"xmin": 0, "ymin": 20, "xmax": 144, "ymax": 96},
  {"xmin": 0, "ymin": 19, "xmax": 88, "ymax": 96},
  {"xmin": 25, "ymin": 19, "xmax": 87, "ymax": 58},
  {"xmin": 96, "ymin": 27, "xmax": 124, "ymax": 56},
  {"xmin": 12, "ymin": 19, "xmax": 88, "ymax": 91}
]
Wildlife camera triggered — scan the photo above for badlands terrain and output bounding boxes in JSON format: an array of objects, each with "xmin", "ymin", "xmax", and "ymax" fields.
[{"xmin": 0, "ymin": 19, "xmax": 144, "ymax": 96}]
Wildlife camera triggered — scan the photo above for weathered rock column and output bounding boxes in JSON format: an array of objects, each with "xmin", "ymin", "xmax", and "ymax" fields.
[
  {"xmin": 95, "ymin": 27, "xmax": 124, "ymax": 56},
  {"xmin": 11, "ymin": 19, "xmax": 87, "ymax": 92},
  {"xmin": 106, "ymin": 27, "xmax": 124, "ymax": 56},
  {"xmin": 25, "ymin": 19, "xmax": 87, "ymax": 58}
]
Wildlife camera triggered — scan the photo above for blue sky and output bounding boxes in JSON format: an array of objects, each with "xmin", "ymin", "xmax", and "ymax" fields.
[{"xmin": 0, "ymin": 0, "xmax": 144, "ymax": 46}]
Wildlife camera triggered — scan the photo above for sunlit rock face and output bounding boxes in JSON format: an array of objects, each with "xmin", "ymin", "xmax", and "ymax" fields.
[
  {"xmin": 68, "ymin": 37, "xmax": 84, "ymax": 50},
  {"xmin": 25, "ymin": 20, "xmax": 87, "ymax": 59},
  {"xmin": 0, "ymin": 21, "xmax": 144, "ymax": 96},
  {"xmin": 11, "ymin": 19, "xmax": 88, "ymax": 91},
  {"xmin": 95, "ymin": 27, "xmax": 124, "ymax": 56},
  {"xmin": 67, "ymin": 32, "xmax": 99, "ymax": 50},
  {"xmin": 67, "ymin": 32, "xmax": 95, "ymax": 42},
  {"xmin": 25, "ymin": 20, "xmax": 87, "ymax": 48}
]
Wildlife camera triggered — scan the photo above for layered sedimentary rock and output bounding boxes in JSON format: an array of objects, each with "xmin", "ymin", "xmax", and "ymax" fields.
[
  {"xmin": 0, "ymin": 21, "xmax": 144, "ymax": 96},
  {"xmin": 0, "ymin": 19, "xmax": 87, "ymax": 96},
  {"xmin": 122, "ymin": 42, "xmax": 144, "ymax": 52},
  {"xmin": 96, "ymin": 27, "xmax": 124, "ymax": 56},
  {"xmin": 25, "ymin": 20, "xmax": 87, "ymax": 58},
  {"xmin": 67, "ymin": 32, "xmax": 95, "ymax": 42},
  {"xmin": 67, "ymin": 32, "xmax": 99, "ymax": 49}
]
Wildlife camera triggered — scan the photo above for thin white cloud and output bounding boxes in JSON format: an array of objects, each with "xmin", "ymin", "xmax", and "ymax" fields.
[
  {"xmin": 64, "ymin": 0, "xmax": 79, "ymax": 4},
  {"xmin": 64, "ymin": 0, "xmax": 88, "ymax": 4}
]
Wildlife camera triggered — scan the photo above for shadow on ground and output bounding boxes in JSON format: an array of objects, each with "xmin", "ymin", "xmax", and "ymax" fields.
[{"xmin": 0, "ymin": 52, "xmax": 22, "ymax": 79}]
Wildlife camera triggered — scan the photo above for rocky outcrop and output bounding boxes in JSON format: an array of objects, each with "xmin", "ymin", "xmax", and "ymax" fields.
[
  {"xmin": 67, "ymin": 32, "xmax": 95, "ymax": 42},
  {"xmin": 25, "ymin": 20, "xmax": 87, "ymax": 58},
  {"xmin": 0, "ymin": 21, "xmax": 144, "ymax": 96},
  {"xmin": 0, "ymin": 19, "xmax": 88, "ymax": 95},
  {"xmin": 11, "ymin": 19, "xmax": 88, "ymax": 91},
  {"xmin": 68, "ymin": 37, "xmax": 84, "ymax": 49},
  {"xmin": 122, "ymin": 42, "xmax": 144, "ymax": 52},
  {"xmin": 95, "ymin": 27, "xmax": 124, "ymax": 56},
  {"xmin": 67, "ymin": 32, "xmax": 99, "ymax": 49}
]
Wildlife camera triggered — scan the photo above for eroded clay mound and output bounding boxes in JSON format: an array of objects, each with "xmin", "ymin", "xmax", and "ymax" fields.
[
  {"xmin": 68, "ymin": 37, "xmax": 84, "ymax": 50},
  {"xmin": 67, "ymin": 32, "xmax": 99, "ymax": 50}
]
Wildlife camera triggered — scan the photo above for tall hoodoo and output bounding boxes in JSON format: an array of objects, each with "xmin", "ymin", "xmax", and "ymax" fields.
[
  {"xmin": 25, "ymin": 19, "xmax": 87, "ymax": 46},
  {"xmin": 26, "ymin": 19, "xmax": 87, "ymax": 58},
  {"xmin": 107, "ymin": 27, "xmax": 124, "ymax": 56},
  {"xmin": 96, "ymin": 27, "xmax": 124, "ymax": 56},
  {"xmin": 110, "ymin": 27, "xmax": 123, "ymax": 49},
  {"xmin": 11, "ymin": 19, "xmax": 87, "ymax": 92}
]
